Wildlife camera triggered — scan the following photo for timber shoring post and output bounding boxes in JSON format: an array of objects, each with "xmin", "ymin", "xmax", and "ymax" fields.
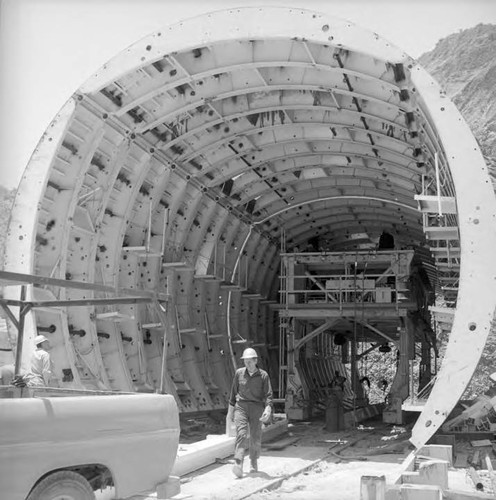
[{"xmin": 14, "ymin": 285, "xmax": 29, "ymax": 377}]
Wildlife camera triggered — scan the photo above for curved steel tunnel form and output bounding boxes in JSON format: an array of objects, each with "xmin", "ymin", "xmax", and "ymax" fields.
[{"xmin": 4, "ymin": 7, "xmax": 496, "ymax": 449}]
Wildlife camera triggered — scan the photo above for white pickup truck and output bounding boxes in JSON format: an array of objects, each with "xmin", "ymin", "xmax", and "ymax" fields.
[{"xmin": 0, "ymin": 392, "xmax": 180, "ymax": 500}]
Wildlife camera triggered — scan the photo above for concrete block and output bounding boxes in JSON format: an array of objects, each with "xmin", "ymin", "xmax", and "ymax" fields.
[
  {"xmin": 385, "ymin": 484, "xmax": 401, "ymax": 500},
  {"xmin": 419, "ymin": 460, "xmax": 448, "ymax": 490},
  {"xmin": 402, "ymin": 460, "xmax": 448, "ymax": 490},
  {"xmin": 392, "ymin": 452, "xmax": 416, "ymax": 487},
  {"xmin": 401, "ymin": 472, "xmax": 420, "ymax": 484},
  {"xmin": 418, "ymin": 444, "xmax": 453, "ymax": 465},
  {"xmin": 444, "ymin": 491, "xmax": 496, "ymax": 500},
  {"xmin": 399, "ymin": 483, "xmax": 442, "ymax": 499},
  {"xmin": 172, "ymin": 419, "xmax": 288, "ymax": 476},
  {"xmin": 360, "ymin": 475, "xmax": 386, "ymax": 499},
  {"xmin": 173, "ymin": 435, "xmax": 235, "ymax": 476},
  {"xmin": 156, "ymin": 475, "xmax": 180, "ymax": 499}
]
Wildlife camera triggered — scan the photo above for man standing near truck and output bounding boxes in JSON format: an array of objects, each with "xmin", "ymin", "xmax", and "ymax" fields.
[
  {"xmin": 228, "ymin": 348, "xmax": 273, "ymax": 478},
  {"xmin": 27, "ymin": 334, "xmax": 54, "ymax": 387}
]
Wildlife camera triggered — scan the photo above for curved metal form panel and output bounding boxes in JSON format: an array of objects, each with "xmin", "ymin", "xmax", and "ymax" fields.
[
  {"xmin": 4, "ymin": 7, "xmax": 496, "ymax": 447},
  {"xmin": 407, "ymin": 67, "xmax": 496, "ymax": 447}
]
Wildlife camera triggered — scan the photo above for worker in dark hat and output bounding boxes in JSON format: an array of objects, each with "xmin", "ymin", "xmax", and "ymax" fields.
[
  {"xmin": 26, "ymin": 334, "xmax": 54, "ymax": 387},
  {"xmin": 228, "ymin": 347, "xmax": 273, "ymax": 478}
]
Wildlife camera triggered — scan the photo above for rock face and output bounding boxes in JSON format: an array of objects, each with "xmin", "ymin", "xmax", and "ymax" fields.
[{"xmin": 419, "ymin": 23, "xmax": 496, "ymax": 184}]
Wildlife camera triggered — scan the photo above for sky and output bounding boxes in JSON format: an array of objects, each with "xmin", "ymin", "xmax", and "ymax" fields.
[{"xmin": 1, "ymin": 0, "xmax": 495, "ymax": 190}]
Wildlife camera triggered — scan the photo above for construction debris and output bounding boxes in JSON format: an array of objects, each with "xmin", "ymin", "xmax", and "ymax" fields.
[{"xmin": 468, "ymin": 467, "xmax": 485, "ymax": 491}]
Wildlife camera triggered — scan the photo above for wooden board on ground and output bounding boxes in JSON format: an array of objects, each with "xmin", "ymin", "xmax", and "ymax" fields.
[
  {"xmin": 471, "ymin": 450, "xmax": 480, "ymax": 467},
  {"xmin": 471, "ymin": 439, "xmax": 492, "ymax": 447},
  {"xmin": 454, "ymin": 452, "xmax": 469, "ymax": 468}
]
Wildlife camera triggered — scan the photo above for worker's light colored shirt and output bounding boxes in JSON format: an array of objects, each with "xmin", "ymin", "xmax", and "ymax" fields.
[
  {"xmin": 229, "ymin": 367, "xmax": 273, "ymax": 408},
  {"xmin": 30, "ymin": 348, "xmax": 53, "ymax": 386},
  {"xmin": 0, "ymin": 364, "xmax": 14, "ymax": 385}
]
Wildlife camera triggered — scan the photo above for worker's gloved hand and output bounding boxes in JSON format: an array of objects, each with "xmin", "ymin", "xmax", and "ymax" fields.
[
  {"xmin": 227, "ymin": 404, "xmax": 235, "ymax": 422},
  {"xmin": 12, "ymin": 375, "xmax": 27, "ymax": 388},
  {"xmin": 260, "ymin": 405, "xmax": 272, "ymax": 424}
]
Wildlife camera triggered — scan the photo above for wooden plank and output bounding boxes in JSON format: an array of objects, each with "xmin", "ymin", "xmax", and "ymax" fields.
[
  {"xmin": 471, "ymin": 450, "xmax": 480, "ymax": 467},
  {"xmin": 471, "ymin": 439, "xmax": 492, "ymax": 447}
]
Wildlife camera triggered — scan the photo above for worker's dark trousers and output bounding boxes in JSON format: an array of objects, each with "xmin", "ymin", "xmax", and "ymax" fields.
[{"xmin": 234, "ymin": 401, "xmax": 264, "ymax": 462}]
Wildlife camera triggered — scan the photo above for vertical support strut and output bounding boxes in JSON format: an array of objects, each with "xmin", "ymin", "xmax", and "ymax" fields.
[
  {"xmin": 14, "ymin": 286, "xmax": 29, "ymax": 377},
  {"xmin": 278, "ymin": 228, "xmax": 287, "ymax": 398},
  {"xmin": 155, "ymin": 300, "xmax": 169, "ymax": 394}
]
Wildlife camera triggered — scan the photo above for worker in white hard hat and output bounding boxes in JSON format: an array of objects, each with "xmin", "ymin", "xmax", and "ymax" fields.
[
  {"xmin": 228, "ymin": 347, "xmax": 273, "ymax": 478},
  {"xmin": 26, "ymin": 334, "xmax": 54, "ymax": 387}
]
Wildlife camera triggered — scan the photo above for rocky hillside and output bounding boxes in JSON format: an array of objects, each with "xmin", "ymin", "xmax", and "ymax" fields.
[{"xmin": 419, "ymin": 23, "xmax": 496, "ymax": 184}]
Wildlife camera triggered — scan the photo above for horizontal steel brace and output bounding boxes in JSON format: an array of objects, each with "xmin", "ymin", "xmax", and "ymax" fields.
[
  {"xmin": 280, "ymin": 305, "xmax": 411, "ymax": 319},
  {"xmin": 1, "ymin": 297, "xmax": 153, "ymax": 309},
  {"xmin": 0, "ymin": 270, "xmax": 167, "ymax": 300}
]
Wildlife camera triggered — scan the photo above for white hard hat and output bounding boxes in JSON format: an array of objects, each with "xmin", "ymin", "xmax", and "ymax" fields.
[
  {"xmin": 34, "ymin": 334, "xmax": 48, "ymax": 346},
  {"xmin": 241, "ymin": 348, "xmax": 258, "ymax": 359}
]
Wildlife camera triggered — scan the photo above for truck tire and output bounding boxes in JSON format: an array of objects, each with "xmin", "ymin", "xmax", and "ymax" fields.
[{"xmin": 27, "ymin": 470, "xmax": 95, "ymax": 500}]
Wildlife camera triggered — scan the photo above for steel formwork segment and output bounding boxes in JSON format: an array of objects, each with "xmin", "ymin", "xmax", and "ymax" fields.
[
  {"xmin": 409, "ymin": 65, "xmax": 496, "ymax": 448},
  {"xmin": 4, "ymin": 6, "xmax": 495, "ymax": 452}
]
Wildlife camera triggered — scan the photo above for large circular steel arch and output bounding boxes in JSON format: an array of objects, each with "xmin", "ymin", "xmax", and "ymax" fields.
[{"xmin": 4, "ymin": 7, "xmax": 496, "ymax": 448}]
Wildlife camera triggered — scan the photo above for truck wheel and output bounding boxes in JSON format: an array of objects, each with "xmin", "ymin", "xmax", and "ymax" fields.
[{"xmin": 27, "ymin": 470, "xmax": 95, "ymax": 500}]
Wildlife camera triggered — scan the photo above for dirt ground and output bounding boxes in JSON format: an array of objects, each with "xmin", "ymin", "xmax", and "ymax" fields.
[
  {"xmin": 97, "ymin": 412, "xmax": 496, "ymax": 499},
  {"xmin": 244, "ymin": 417, "xmax": 496, "ymax": 500},
  {"xmin": 246, "ymin": 417, "xmax": 412, "ymax": 500},
  {"xmin": 177, "ymin": 413, "xmax": 496, "ymax": 499},
  {"xmin": 175, "ymin": 415, "xmax": 416, "ymax": 500}
]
